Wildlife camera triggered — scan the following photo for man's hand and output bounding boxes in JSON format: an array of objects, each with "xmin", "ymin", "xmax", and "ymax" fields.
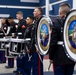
[
  {"xmin": 15, "ymin": 25, "xmax": 18, "ymax": 28},
  {"xmin": 12, "ymin": 33, "xmax": 15, "ymax": 37},
  {"xmin": 27, "ymin": 50, "xmax": 30, "ymax": 53},
  {"xmin": 49, "ymin": 59, "xmax": 53, "ymax": 63},
  {"xmin": 5, "ymin": 33, "xmax": 7, "ymax": 36},
  {"xmin": 36, "ymin": 49, "xmax": 39, "ymax": 53}
]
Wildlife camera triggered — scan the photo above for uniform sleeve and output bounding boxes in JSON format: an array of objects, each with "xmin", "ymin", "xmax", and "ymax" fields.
[
  {"xmin": 11, "ymin": 23, "xmax": 18, "ymax": 33},
  {"xmin": 49, "ymin": 20, "xmax": 58, "ymax": 60},
  {"xmin": 9, "ymin": 23, "xmax": 18, "ymax": 35},
  {"xmin": 20, "ymin": 20, "xmax": 27, "ymax": 27}
]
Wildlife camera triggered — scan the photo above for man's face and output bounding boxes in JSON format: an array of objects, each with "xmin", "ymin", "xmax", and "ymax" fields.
[
  {"xmin": 59, "ymin": 7, "xmax": 65, "ymax": 18},
  {"xmin": 16, "ymin": 14, "xmax": 22, "ymax": 20},
  {"xmin": 26, "ymin": 17, "xmax": 32, "ymax": 25},
  {"xmin": 1, "ymin": 19, "xmax": 6, "ymax": 24},
  {"xmin": 8, "ymin": 19, "xmax": 13, "ymax": 24},
  {"xmin": 33, "ymin": 8, "xmax": 41, "ymax": 18}
]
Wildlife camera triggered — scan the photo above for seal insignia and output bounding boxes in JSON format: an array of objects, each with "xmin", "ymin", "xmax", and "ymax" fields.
[
  {"xmin": 37, "ymin": 16, "xmax": 52, "ymax": 55},
  {"xmin": 64, "ymin": 10, "xmax": 76, "ymax": 61}
]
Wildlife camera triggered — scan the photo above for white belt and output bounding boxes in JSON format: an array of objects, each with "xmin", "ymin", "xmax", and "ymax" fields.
[
  {"xmin": 25, "ymin": 38, "xmax": 31, "ymax": 41},
  {"xmin": 57, "ymin": 41, "xmax": 63, "ymax": 45}
]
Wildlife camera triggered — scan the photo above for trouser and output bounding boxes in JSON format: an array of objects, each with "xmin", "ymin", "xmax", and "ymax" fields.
[
  {"xmin": 0, "ymin": 50, "xmax": 6, "ymax": 63},
  {"xmin": 53, "ymin": 64, "xmax": 75, "ymax": 75},
  {"xmin": 8, "ymin": 58, "xmax": 14, "ymax": 67},
  {"xmin": 31, "ymin": 52, "xmax": 43, "ymax": 75},
  {"xmin": 23, "ymin": 52, "xmax": 43, "ymax": 75},
  {"xmin": 16, "ymin": 53, "xmax": 24, "ymax": 73},
  {"xmin": 23, "ymin": 53, "xmax": 31, "ymax": 75},
  {"xmin": 17, "ymin": 52, "xmax": 44, "ymax": 75}
]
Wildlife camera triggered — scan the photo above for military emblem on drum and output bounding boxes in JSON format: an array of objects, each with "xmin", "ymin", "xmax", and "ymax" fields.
[
  {"xmin": 64, "ymin": 10, "xmax": 76, "ymax": 61},
  {"xmin": 37, "ymin": 16, "xmax": 52, "ymax": 55}
]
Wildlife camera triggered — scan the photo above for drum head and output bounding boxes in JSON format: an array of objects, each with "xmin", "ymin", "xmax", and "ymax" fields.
[
  {"xmin": 37, "ymin": 16, "xmax": 52, "ymax": 55},
  {"xmin": 64, "ymin": 10, "xmax": 76, "ymax": 61}
]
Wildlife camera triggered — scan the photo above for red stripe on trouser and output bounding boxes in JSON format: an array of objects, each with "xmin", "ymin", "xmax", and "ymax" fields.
[{"xmin": 38, "ymin": 57, "xmax": 41, "ymax": 75}]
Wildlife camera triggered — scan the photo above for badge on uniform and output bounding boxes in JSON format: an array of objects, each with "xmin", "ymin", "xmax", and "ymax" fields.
[
  {"xmin": 64, "ymin": 10, "xmax": 76, "ymax": 61},
  {"xmin": 22, "ymin": 25, "xmax": 26, "ymax": 28}
]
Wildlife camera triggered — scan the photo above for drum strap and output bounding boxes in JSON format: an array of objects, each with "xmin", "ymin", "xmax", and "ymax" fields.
[
  {"xmin": 7, "ymin": 26, "xmax": 10, "ymax": 35},
  {"xmin": 37, "ymin": 52, "xmax": 43, "ymax": 63}
]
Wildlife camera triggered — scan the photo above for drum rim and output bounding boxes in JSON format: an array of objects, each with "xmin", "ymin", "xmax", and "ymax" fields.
[
  {"xmin": 63, "ymin": 10, "xmax": 76, "ymax": 62},
  {"xmin": 36, "ymin": 16, "xmax": 52, "ymax": 55}
]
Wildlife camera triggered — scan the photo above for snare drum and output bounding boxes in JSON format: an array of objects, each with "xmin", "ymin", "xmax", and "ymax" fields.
[{"xmin": 9, "ymin": 38, "xmax": 31, "ymax": 56}]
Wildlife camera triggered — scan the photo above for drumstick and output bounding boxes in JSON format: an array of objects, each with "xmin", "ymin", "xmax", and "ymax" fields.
[{"xmin": 47, "ymin": 62, "xmax": 51, "ymax": 71}]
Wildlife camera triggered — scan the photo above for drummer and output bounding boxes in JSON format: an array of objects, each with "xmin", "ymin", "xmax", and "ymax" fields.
[
  {"xmin": 31, "ymin": 7, "xmax": 43, "ymax": 75},
  {"xmin": 7, "ymin": 16, "xmax": 18, "ymax": 37},
  {"xmin": 13, "ymin": 11, "xmax": 27, "ymax": 75},
  {"xmin": 0, "ymin": 17, "xmax": 7, "ymax": 63},
  {"xmin": 49, "ymin": 3, "xmax": 75, "ymax": 75},
  {"xmin": 18, "ymin": 15, "xmax": 34, "ymax": 75},
  {"xmin": 15, "ymin": 11, "xmax": 27, "ymax": 53},
  {"xmin": 5, "ymin": 16, "xmax": 18, "ymax": 68},
  {"xmin": 0, "ymin": 18, "xmax": 8, "ymax": 35}
]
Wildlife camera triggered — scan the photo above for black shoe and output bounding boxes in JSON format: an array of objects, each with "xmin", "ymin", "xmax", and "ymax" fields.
[
  {"xmin": 0, "ymin": 61, "xmax": 5, "ymax": 63},
  {"xmin": 13, "ymin": 70, "xmax": 18, "ymax": 73},
  {"xmin": 5, "ymin": 66, "xmax": 14, "ymax": 68},
  {"xmin": 2, "ymin": 61, "xmax": 6, "ymax": 63},
  {"xmin": 16, "ymin": 72, "xmax": 22, "ymax": 75}
]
